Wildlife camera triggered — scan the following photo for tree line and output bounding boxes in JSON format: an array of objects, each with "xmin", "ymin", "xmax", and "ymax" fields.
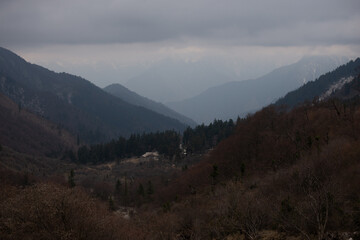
[
  {"xmin": 183, "ymin": 119, "xmax": 235, "ymax": 153},
  {"xmin": 73, "ymin": 119, "xmax": 235, "ymax": 164}
]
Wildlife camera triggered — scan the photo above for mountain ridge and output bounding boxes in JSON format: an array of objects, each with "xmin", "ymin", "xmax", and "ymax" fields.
[
  {"xmin": 0, "ymin": 47, "xmax": 186, "ymax": 143},
  {"xmin": 166, "ymin": 55, "xmax": 348, "ymax": 124},
  {"xmin": 124, "ymin": 58, "xmax": 239, "ymax": 103},
  {"xmin": 103, "ymin": 83, "xmax": 197, "ymax": 127},
  {"xmin": 275, "ymin": 58, "xmax": 360, "ymax": 107}
]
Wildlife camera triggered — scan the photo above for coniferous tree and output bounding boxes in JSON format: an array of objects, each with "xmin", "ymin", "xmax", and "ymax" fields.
[
  {"xmin": 147, "ymin": 181, "xmax": 154, "ymax": 195},
  {"xmin": 124, "ymin": 177, "xmax": 128, "ymax": 196},
  {"xmin": 240, "ymin": 162, "xmax": 245, "ymax": 177},
  {"xmin": 210, "ymin": 165, "xmax": 219, "ymax": 185},
  {"xmin": 115, "ymin": 179, "xmax": 121, "ymax": 194},
  {"xmin": 68, "ymin": 169, "xmax": 75, "ymax": 188},
  {"xmin": 108, "ymin": 196, "xmax": 115, "ymax": 211},
  {"xmin": 137, "ymin": 183, "xmax": 145, "ymax": 197}
]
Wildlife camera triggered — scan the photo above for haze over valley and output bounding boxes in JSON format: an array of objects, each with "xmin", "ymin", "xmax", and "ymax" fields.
[{"xmin": 1, "ymin": 1, "xmax": 360, "ymax": 239}]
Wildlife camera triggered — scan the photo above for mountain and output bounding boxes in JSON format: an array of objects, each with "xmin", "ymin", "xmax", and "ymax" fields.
[
  {"xmin": 276, "ymin": 58, "xmax": 360, "ymax": 107},
  {"xmin": 166, "ymin": 56, "xmax": 348, "ymax": 124},
  {"xmin": 124, "ymin": 58, "xmax": 238, "ymax": 103},
  {"xmin": 330, "ymin": 74, "xmax": 360, "ymax": 100},
  {"xmin": 0, "ymin": 47, "xmax": 186, "ymax": 143},
  {"xmin": 0, "ymin": 92, "xmax": 75, "ymax": 157},
  {"xmin": 103, "ymin": 83, "xmax": 197, "ymax": 127}
]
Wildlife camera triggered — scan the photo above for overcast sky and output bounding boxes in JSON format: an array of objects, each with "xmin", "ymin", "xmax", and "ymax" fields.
[{"xmin": 0, "ymin": 0, "xmax": 359, "ymax": 86}]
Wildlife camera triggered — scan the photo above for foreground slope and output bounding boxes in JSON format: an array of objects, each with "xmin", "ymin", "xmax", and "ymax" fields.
[
  {"xmin": 2, "ymin": 97, "xmax": 358, "ymax": 240},
  {"xmin": 153, "ymin": 98, "xmax": 360, "ymax": 239},
  {"xmin": 0, "ymin": 47, "xmax": 186, "ymax": 143},
  {"xmin": 104, "ymin": 83, "xmax": 197, "ymax": 127},
  {"xmin": 167, "ymin": 56, "xmax": 347, "ymax": 124}
]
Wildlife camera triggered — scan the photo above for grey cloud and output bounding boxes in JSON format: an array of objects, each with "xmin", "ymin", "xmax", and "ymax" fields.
[{"xmin": 0, "ymin": 0, "xmax": 359, "ymax": 47}]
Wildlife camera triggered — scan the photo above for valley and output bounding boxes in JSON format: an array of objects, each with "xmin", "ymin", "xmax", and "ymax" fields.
[
  {"xmin": 1, "ymin": 1, "xmax": 360, "ymax": 238},
  {"xmin": 0, "ymin": 47, "xmax": 359, "ymax": 240}
]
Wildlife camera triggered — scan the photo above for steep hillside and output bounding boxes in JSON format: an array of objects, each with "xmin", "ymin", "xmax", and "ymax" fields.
[
  {"xmin": 151, "ymin": 98, "xmax": 360, "ymax": 239},
  {"xmin": 276, "ymin": 58, "xmax": 360, "ymax": 107},
  {"xmin": 330, "ymin": 74, "xmax": 360, "ymax": 100},
  {"xmin": 0, "ymin": 92, "xmax": 75, "ymax": 157},
  {"xmin": 104, "ymin": 83, "xmax": 197, "ymax": 127},
  {"xmin": 0, "ymin": 47, "xmax": 186, "ymax": 143},
  {"xmin": 167, "ymin": 56, "xmax": 347, "ymax": 124}
]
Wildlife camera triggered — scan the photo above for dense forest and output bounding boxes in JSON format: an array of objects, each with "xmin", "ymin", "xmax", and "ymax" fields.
[
  {"xmin": 75, "ymin": 119, "xmax": 235, "ymax": 164},
  {"xmin": 1, "ymin": 96, "xmax": 360, "ymax": 240},
  {"xmin": 149, "ymin": 97, "xmax": 360, "ymax": 239}
]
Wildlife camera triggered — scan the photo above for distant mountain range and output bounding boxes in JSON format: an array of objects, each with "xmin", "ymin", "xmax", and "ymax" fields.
[
  {"xmin": 104, "ymin": 83, "xmax": 197, "ymax": 127},
  {"xmin": 124, "ymin": 58, "xmax": 239, "ymax": 103},
  {"xmin": 166, "ymin": 56, "xmax": 348, "ymax": 124},
  {"xmin": 276, "ymin": 58, "xmax": 360, "ymax": 107},
  {"xmin": 0, "ymin": 47, "xmax": 186, "ymax": 143}
]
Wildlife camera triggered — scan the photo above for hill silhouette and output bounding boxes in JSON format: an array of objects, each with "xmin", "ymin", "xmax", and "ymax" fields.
[{"xmin": 0, "ymin": 47, "xmax": 186, "ymax": 143}]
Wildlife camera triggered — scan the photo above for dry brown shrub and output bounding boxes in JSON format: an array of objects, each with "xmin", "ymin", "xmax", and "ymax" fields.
[{"xmin": 0, "ymin": 183, "xmax": 135, "ymax": 240}]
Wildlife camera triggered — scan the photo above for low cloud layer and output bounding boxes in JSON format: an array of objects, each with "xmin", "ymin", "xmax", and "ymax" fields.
[
  {"xmin": 1, "ymin": 0, "xmax": 359, "ymax": 47},
  {"xmin": 1, "ymin": 1, "xmax": 359, "ymax": 88}
]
